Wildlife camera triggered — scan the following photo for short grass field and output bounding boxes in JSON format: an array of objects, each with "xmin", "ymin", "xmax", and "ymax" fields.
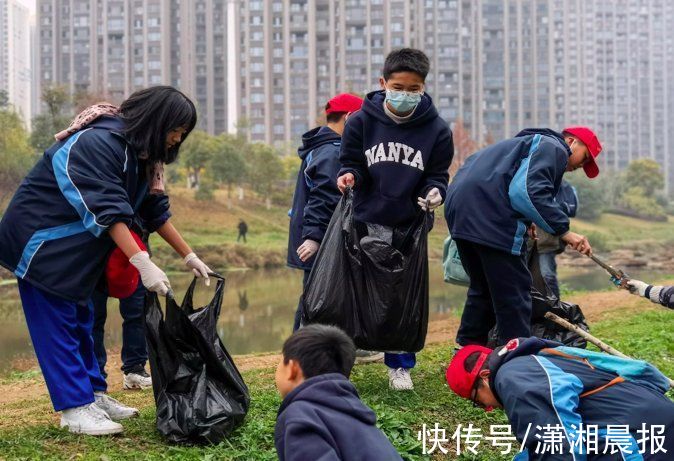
[{"xmin": 0, "ymin": 304, "xmax": 672, "ymax": 461}]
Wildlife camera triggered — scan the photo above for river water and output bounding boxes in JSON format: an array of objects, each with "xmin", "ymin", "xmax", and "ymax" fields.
[{"xmin": 0, "ymin": 264, "xmax": 667, "ymax": 374}]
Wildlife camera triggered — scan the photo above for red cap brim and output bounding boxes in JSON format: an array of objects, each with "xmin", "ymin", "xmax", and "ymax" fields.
[{"xmin": 583, "ymin": 157, "xmax": 600, "ymax": 179}]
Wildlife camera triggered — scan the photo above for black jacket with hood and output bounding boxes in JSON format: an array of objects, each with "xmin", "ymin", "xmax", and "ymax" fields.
[
  {"xmin": 287, "ymin": 126, "xmax": 342, "ymax": 270},
  {"xmin": 339, "ymin": 90, "xmax": 453, "ymax": 227},
  {"xmin": 274, "ymin": 373, "xmax": 402, "ymax": 460}
]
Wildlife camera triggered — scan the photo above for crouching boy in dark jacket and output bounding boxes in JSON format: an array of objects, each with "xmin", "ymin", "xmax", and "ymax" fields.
[
  {"xmin": 446, "ymin": 337, "xmax": 674, "ymax": 460},
  {"xmin": 274, "ymin": 325, "xmax": 402, "ymax": 461}
]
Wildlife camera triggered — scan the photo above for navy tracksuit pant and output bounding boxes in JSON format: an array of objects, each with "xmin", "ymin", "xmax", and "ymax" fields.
[
  {"xmin": 17, "ymin": 279, "xmax": 107, "ymax": 411},
  {"xmin": 91, "ymin": 283, "xmax": 148, "ymax": 378},
  {"xmin": 454, "ymin": 238, "xmax": 532, "ymax": 347}
]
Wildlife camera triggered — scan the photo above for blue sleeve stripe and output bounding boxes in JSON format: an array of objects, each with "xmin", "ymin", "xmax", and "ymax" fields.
[
  {"xmin": 15, "ymin": 221, "xmax": 86, "ymax": 279},
  {"xmin": 511, "ymin": 220, "xmax": 527, "ymax": 255},
  {"xmin": 533, "ymin": 355, "xmax": 587, "ymax": 461},
  {"xmin": 303, "ymin": 150, "xmax": 315, "ymax": 188},
  {"xmin": 51, "ymin": 128, "xmax": 107, "ymax": 237},
  {"xmin": 512, "ymin": 449, "xmax": 529, "ymax": 461},
  {"xmin": 508, "ymin": 134, "xmax": 556, "ymax": 234}
]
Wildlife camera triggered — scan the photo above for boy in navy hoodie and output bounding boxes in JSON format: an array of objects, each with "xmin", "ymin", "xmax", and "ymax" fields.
[
  {"xmin": 274, "ymin": 325, "xmax": 402, "ymax": 461},
  {"xmin": 336, "ymin": 48, "xmax": 454, "ymax": 390},
  {"xmin": 288, "ymin": 93, "xmax": 363, "ymax": 332}
]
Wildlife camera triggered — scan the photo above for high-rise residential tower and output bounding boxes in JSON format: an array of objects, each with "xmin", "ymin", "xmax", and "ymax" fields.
[
  {"xmin": 36, "ymin": 0, "xmax": 674, "ymax": 193},
  {"xmin": 1, "ymin": 0, "xmax": 33, "ymax": 125}
]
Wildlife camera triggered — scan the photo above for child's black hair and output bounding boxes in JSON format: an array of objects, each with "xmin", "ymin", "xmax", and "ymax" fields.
[
  {"xmin": 119, "ymin": 86, "xmax": 197, "ymax": 164},
  {"xmin": 382, "ymin": 48, "xmax": 430, "ymax": 81},
  {"xmin": 282, "ymin": 324, "xmax": 356, "ymax": 379},
  {"xmin": 326, "ymin": 112, "xmax": 347, "ymax": 124}
]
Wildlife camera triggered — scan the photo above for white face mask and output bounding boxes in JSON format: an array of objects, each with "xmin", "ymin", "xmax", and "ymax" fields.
[{"xmin": 384, "ymin": 86, "xmax": 424, "ymax": 113}]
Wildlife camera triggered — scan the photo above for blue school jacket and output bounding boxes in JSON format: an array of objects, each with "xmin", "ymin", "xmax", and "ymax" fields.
[{"xmin": 0, "ymin": 116, "xmax": 170, "ymax": 302}]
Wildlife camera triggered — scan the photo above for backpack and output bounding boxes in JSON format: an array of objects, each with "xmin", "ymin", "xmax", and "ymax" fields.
[
  {"xmin": 442, "ymin": 234, "xmax": 470, "ymax": 286},
  {"xmin": 540, "ymin": 346, "xmax": 671, "ymax": 395}
]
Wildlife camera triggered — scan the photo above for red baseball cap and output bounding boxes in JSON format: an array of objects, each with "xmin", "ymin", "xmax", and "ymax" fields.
[
  {"xmin": 105, "ymin": 230, "xmax": 147, "ymax": 299},
  {"xmin": 446, "ymin": 345, "xmax": 493, "ymax": 400},
  {"xmin": 325, "ymin": 93, "xmax": 363, "ymax": 115},
  {"xmin": 562, "ymin": 126, "xmax": 602, "ymax": 179}
]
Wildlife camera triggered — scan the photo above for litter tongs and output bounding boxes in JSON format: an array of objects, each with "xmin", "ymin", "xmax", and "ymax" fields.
[{"xmin": 588, "ymin": 254, "xmax": 630, "ymax": 289}]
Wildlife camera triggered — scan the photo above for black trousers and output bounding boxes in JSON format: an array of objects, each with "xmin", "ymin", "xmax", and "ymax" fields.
[
  {"xmin": 454, "ymin": 239, "xmax": 532, "ymax": 347},
  {"xmin": 293, "ymin": 269, "xmax": 311, "ymax": 332}
]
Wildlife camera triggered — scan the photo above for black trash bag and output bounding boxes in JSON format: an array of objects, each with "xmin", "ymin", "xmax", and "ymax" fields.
[
  {"xmin": 301, "ymin": 190, "xmax": 430, "ymax": 352},
  {"xmin": 487, "ymin": 244, "xmax": 589, "ymax": 349},
  {"xmin": 144, "ymin": 274, "xmax": 250, "ymax": 444}
]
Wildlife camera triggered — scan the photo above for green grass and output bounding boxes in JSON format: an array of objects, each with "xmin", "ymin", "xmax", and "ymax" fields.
[
  {"xmin": 1, "ymin": 306, "xmax": 673, "ymax": 460},
  {"xmin": 572, "ymin": 213, "xmax": 674, "ymax": 250}
]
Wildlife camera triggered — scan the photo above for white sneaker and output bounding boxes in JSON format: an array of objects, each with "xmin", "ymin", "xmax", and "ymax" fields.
[
  {"xmin": 388, "ymin": 367, "xmax": 414, "ymax": 391},
  {"xmin": 355, "ymin": 350, "xmax": 385, "ymax": 364},
  {"xmin": 123, "ymin": 369, "xmax": 153, "ymax": 390},
  {"xmin": 94, "ymin": 393, "xmax": 139, "ymax": 421},
  {"xmin": 60, "ymin": 403, "xmax": 124, "ymax": 435}
]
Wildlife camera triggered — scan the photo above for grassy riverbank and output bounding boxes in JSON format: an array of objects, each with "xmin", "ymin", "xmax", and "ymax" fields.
[
  {"xmin": 151, "ymin": 187, "xmax": 674, "ymax": 272},
  {"xmin": 0, "ymin": 297, "xmax": 672, "ymax": 461}
]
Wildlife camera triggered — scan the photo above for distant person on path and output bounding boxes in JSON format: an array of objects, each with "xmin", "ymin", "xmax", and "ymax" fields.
[
  {"xmin": 531, "ymin": 179, "xmax": 579, "ymax": 298},
  {"xmin": 274, "ymin": 325, "xmax": 402, "ymax": 461},
  {"xmin": 624, "ymin": 279, "xmax": 674, "ymax": 310},
  {"xmin": 336, "ymin": 48, "xmax": 453, "ymax": 390},
  {"xmin": 0, "ymin": 86, "xmax": 213, "ymax": 436},
  {"xmin": 445, "ymin": 126, "xmax": 601, "ymax": 350},
  {"xmin": 237, "ymin": 219, "xmax": 248, "ymax": 243},
  {"xmin": 446, "ymin": 338, "xmax": 674, "ymax": 460},
  {"xmin": 287, "ymin": 93, "xmax": 363, "ymax": 331}
]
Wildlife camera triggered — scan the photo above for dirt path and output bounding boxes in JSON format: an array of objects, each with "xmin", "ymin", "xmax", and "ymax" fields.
[{"xmin": 0, "ymin": 289, "xmax": 654, "ymax": 429}]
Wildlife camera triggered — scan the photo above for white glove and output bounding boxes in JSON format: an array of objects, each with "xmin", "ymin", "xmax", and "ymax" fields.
[
  {"xmin": 184, "ymin": 252, "xmax": 212, "ymax": 286},
  {"xmin": 297, "ymin": 239, "xmax": 320, "ymax": 262},
  {"xmin": 626, "ymin": 279, "xmax": 648, "ymax": 297},
  {"xmin": 417, "ymin": 187, "xmax": 443, "ymax": 211},
  {"xmin": 129, "ymin": 251, "xmax": 171, "ymax": 296}
]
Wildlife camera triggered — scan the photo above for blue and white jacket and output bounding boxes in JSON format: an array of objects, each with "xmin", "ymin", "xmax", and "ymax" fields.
[
  {"xmin": 489, "ymin": 337, "xmax": 674, "ymax": 461},
  {"xmin": 0, "ymin": 116, "xmax": 170, "ymax": 303},
  {"xmin": 445, "ymin": 129, "xmax": 571, "ymax": 256},
  {"xmin": 287, "ymin": 126, "xmax": 342, "ymax": 271}
]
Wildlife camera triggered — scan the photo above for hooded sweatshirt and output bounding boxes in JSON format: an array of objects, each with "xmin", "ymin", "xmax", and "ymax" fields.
[
  {"xmin": 446, "ymin": 128, "xmax": 571, "ymax": 256},
  {"xmin": 287, "ymin": 126, "xmax": 342, "ymax": 270},
  {"xmin": 275, "ymin": 373, "xmax": 402, "ymax": 461},
  {"xmin": 339, "ymin": 90, "xmax": 453, "ymax": 227},
  {"xmin": 486, "ymin": 337, "xmax": 674, "ymax": 461}
]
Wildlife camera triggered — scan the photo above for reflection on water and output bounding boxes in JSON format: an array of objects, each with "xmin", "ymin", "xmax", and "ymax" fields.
[{"xmin": 0, "ymin": 264, "xmax": 669, "ymax": 374}]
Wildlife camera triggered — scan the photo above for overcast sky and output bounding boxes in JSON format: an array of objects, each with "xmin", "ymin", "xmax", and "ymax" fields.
[{"xmin": 17, "ymin": 0, "xmax": 35, "ymax": 13}]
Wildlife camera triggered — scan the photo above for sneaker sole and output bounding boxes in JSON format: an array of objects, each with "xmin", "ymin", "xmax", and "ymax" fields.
[
  {"xmin": 123, "ymin": 382, "xmax": 152, "ymax": 390},
  {"xmin": 389, "ymin": 385, "xmax": 414, "ymax": 391},
  {"xmin": 60, "ymin": 422, "xmax": 124, "ymax": 436},
  {"xmin": 355, "ymin": 353, "xmax": 385, "ymax": 364},
  {"xmin": 106, "ymin": 411, "xmax": 140, "ymax": 421}
]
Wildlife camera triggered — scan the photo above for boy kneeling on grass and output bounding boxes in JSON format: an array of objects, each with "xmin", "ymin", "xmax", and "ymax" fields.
[
  {"xmin": 446, "ymin": 337, "xmax": 674, "ymax": 460},
  {"xmin": 275, "ymin": 324, "xmax": 402, "ymax": 461}
]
